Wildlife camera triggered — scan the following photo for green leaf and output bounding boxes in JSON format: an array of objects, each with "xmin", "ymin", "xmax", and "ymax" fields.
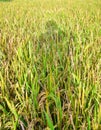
[{"xmin": 44, "ymin": 111, "xmax": 54, "ymax": 130}]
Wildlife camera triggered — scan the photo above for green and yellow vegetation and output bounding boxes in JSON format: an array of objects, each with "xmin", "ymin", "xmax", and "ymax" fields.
[{"xmin": 0, "ymin": 0, "xmax": 101, "ymax": 129}]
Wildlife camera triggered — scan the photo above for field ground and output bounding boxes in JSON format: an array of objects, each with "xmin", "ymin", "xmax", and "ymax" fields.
[{"xmin": 0, "ymin": 0, "xmax": 101, "ymax": 129}]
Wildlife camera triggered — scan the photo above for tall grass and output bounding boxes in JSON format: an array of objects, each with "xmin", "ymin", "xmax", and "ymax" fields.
[{"xmin": 0, "ymin": 0, "xmax": 101, "ymax": 129}]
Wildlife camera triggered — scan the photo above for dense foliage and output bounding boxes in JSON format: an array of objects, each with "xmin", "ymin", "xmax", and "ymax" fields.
[{"xmin": 0, "ymin": 0, "xmax": 101, "ymax": 129}]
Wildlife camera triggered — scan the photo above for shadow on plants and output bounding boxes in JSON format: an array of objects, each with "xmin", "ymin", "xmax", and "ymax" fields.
[{"xmin": 39, "ymin": 20, "xmax": 67, "ymax": 46}]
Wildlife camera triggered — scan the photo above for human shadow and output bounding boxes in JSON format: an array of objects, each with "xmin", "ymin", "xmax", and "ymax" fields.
[{"xmin": 38, "ymin": 20, "xmax": 67, "ymax": 46}]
